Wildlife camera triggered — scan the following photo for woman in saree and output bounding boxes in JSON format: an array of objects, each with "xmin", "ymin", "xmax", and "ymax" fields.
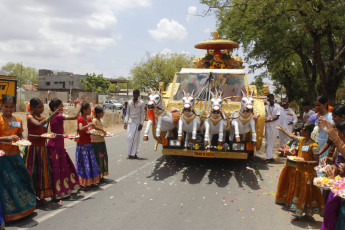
[
  {"xmin": 318, "ymin": 118, "xmax": 345, "ymax": 230},
  {"xmin": 277, "ymin": 122, "xmax": 324, "ymax": 219}
]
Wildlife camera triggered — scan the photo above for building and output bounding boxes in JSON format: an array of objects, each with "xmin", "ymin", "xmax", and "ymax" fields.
[
  {"xmin": 37, "ymin": 69, "xmax": 86, "ymax": 99},
  {"xmin": 22, "ymin": 84, "xmax": 38, "ymax": 91}
]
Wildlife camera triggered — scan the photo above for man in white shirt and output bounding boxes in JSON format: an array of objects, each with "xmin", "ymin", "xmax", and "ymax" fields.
[
  {"xmin": 124, "ymin": 89, "xmax": 146, "ymax": 159},
  {"xmin": 279, "ymin": 101, "xmax": 297, "ymax": 147},
  {"xmin": 302, "ymin": 101, "xmax": 315, "ymax": 124},
  {"xmin": 264, "ymin": 94, "xmax": 281, "ymax": 163}
]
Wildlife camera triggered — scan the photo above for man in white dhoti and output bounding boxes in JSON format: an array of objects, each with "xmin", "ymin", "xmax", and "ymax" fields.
[
  {"xmin": 264, "ymin": 94, "xmax": 281, "ymax": 163},
  {"xmin": 278, "ymin": 101, "xmax": 297, "ymax": 147},
  {"xmin": 124, "ymin": 89, "xmax": 146, "ymax": 159}
]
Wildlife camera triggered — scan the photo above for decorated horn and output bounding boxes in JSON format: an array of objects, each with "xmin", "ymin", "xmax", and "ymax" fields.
[
  {"xmin": 210, "ymin": 92, "xmax": 215, "ymax": 99},
  {"xmin": 183, "ymin": 90, "xmax": 186, "ymax": 97}
]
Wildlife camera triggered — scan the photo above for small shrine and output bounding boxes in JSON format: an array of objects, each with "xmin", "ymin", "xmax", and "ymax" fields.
[{"xmin": 193, "ymin": 30, "xmax": 245, "ymax": 69}]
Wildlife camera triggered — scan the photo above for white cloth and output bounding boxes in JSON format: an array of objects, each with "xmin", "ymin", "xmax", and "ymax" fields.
[
  {"xmin": 279, "ymin": 108, "xmax": 297, "ymax": 146},
  {"xmin": 265, "ymin": 104, "xmax": 281, "ymax": 125},
  {"xmin": 127, "ymin": 123, "xmax": 141, "ymax": 156},
  {"xmin": 265, "ymin": 103, "xmax": 281, "ymax": 159},
  {"xmin": 124, "ymin": 99, "xmax": 145, "ymax": 125},
  {"xmin": 303, "ymin": 110, "xmax": 315, "ymax": 123},
  {"xmin": 265, "ymin": 125, "xmax": 278, "ymax": 159}
]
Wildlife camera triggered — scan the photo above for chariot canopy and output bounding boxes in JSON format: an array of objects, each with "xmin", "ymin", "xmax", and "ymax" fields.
[{"xmin": 194, "ymin": 30, "xmax": 239, "ymax": 50}]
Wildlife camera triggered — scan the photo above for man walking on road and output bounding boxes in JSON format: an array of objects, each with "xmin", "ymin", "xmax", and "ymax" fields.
[
  {"xmin": 278, "ymin": 100, "xmax": 297, "ymax": 147},
  {"xmin": 124, "ymin": 89, "xmax": 145, "ymax": 159},
  {"xmin": 264, "ymin": 94, "xmax": 281, "ymax": 163}
]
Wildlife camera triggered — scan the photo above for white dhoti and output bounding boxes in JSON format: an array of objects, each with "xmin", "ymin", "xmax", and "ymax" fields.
[
  {"xmin": 279, "ymin": 130, "xmax": 291, "ymax": 147},
  {"xmin": 265, "ymin": 124, "xmax": 278, "ymax": 159},
  {"xmin": 127, "ymin": 123, "xmax": 140, "ymax": 156}
]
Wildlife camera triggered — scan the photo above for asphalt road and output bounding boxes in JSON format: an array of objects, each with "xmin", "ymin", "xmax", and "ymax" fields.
[{"xmin": 5, "ymin": 132, "xmax": 323, "ymax": 230}]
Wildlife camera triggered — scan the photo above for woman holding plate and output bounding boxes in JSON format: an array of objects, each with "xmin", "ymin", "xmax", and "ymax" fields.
[
  {"xmin": 277, "ymin": 122, "xmax": 324, "ymax": 220},
  {"xmin": 0, "ymin": 95, "xmax": 36, "ymax": 221},
  {"xmin": 318, "ymin": 118, "xmax": 345, "ymax": 230}
]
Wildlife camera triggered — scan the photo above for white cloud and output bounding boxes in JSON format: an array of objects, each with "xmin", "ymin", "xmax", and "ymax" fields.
[
  {"xmin": 186, "ymin": 6, "xmax": 197, "ymax": 22},
  {"xmin": 181, "ymin": 51, "xmax": 190, "ymax": 56},
  {"xmin": 0, "ymin": 0, "xmax": 151, "ymax": 58},
  {"xmin": 161, "ymin": 48, "xmax": 172, "ymax": 55},
  {"xmin": 109, "ymin": 0, "xmax": 152, "ymax": 10},
  {"xmin": 149, "ymin": 18, "xmax": 187, "ymax": 42}
]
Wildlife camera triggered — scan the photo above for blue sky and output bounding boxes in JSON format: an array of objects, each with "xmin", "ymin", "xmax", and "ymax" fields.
[{"xmin": 0, "ymin": 0, "xmax": 256, "ymax": 83}]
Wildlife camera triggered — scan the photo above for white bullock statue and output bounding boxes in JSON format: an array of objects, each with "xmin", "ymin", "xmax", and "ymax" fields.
[
  {"xmin": 230, "ymin": 91, "xmax": 256, "ymax": 143},
  {"xmin": 177, "ymin": 90, "xmax": 201, "ymax": 148},
  {"xmin": 143, "ymin": 88, "xmax": 179, "ymax": 141},
  {"xmin": 204, "ymin": 91, "xmax": 227, "ymax": 148}
]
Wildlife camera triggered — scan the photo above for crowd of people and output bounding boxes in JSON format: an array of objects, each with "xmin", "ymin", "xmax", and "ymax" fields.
[
  {"xmin": 1, "ymin": 89, "xmax": 345, "ymax": 229},
  {"xmin": 267, "ymin": 94, "xmax": 345, "ymax": 229},
  {"xmin": 0, "ymin": 94, "xmax": 113, "ymax": 228}
]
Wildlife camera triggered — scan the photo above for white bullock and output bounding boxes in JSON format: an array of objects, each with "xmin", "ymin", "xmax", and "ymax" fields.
[
  {"xmin": 177, "ymin": 90, "xmax": 201, "ymax": 148},
  {"xmin": 204, "ymin": 92, "xmax": 227, "ymax": 149},
  {"xmin": 230, "ymin": 91, "xmax": 256, "ymax": 143},
  {"xmin": 143, "ymin": 88, "xmax": 178, "ymax": 141}
]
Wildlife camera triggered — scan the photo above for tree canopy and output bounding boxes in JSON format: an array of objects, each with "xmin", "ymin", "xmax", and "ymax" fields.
[
  {"xmin": 130, "ymin": 52, "xmax": 195, "ymax": 91},
  {"xmin": 81, "ymin": 73, "xmax": 111, "ymax": 93},
  {"xmin": 201, "ymin": 0, "xmax": 345, "ymax": 104},
  {"xmin": 0, "ymin": 62, "xmax": 38, "ymax": 86}
]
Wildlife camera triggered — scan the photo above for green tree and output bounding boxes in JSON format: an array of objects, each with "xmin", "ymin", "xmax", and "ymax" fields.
[
  {"xmin": 336, "ymin": 78, "xmax": 345, "ymax": 104},
  {"xmin": 201, "ymin": 0, "xmax": 345, "ymax": 104},
  {"xmin": 130, "ymin": 52, "xmax": 195, "ymax": 90},
  {"xmin": 81, "ymin": 73, "xmax": 111, "ymax": 93},
  {"xmin": 250, "ymin": 75, "xmax": 264, "ymax": 95},
  {"xmin": 0, "ymin": 62, "xmax": 38, "ymax": 86}
]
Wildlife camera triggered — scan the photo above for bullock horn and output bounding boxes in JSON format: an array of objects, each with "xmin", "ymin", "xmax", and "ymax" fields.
[
  {"xmin": 183, "ymin": 90, "xmax": 186, "ymax": 97},
  {"xmin": 210, "ymin": 92, "xmax": 215, "ymax": 99},
  {"xmin": 191, "ymin": 89, "xmax": 195, "ymax": 97}
]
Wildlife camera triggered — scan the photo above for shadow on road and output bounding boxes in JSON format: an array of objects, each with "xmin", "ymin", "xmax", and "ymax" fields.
[
  {"xmin": 291, "ymin": 217, "xmax": 323, "ymax": 229},
  {"xmin": 5, "ymin": 212, "xmax": 38, "ymax": 229},
  {"xmin": 147, "ymin": 155, "xmax": 270, "ymax": 189}
]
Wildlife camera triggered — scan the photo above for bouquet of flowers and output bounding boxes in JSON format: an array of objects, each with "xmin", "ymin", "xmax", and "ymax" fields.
[
  {"xmin": 101, "ymin": 133, "xmax": 113, "ymax": 137},
  {"xmin": 313, "ymin": 176, "xmax": 340, "ymax": 190},
  {"xmin": 63, "ymin": 134, "xmax": 80, "ymax": 139},
  {"xmin": 314, "ymin": 165, "xmax": 330, "ymax": 173},
  {"xmin": 287, "ymin": 156, "xmax": 305, "ymax": 161},
  {"xmin": 88, "ymin": 129, "xmax": 113, "ymax": 137},
  {"xmin": 12, "ymin": 139, "xmax": 32, "ymax": 146},
  {"xmin": 41, "ymin": 133, "xmax": 56, "ymax": 139},
  {"xmin": 331, "ymin": 177, "xmax": 345, "ymax": 199},
  {"xmin": 87, "ymin": 129, "xmax": 101, "ymax": 135}
]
